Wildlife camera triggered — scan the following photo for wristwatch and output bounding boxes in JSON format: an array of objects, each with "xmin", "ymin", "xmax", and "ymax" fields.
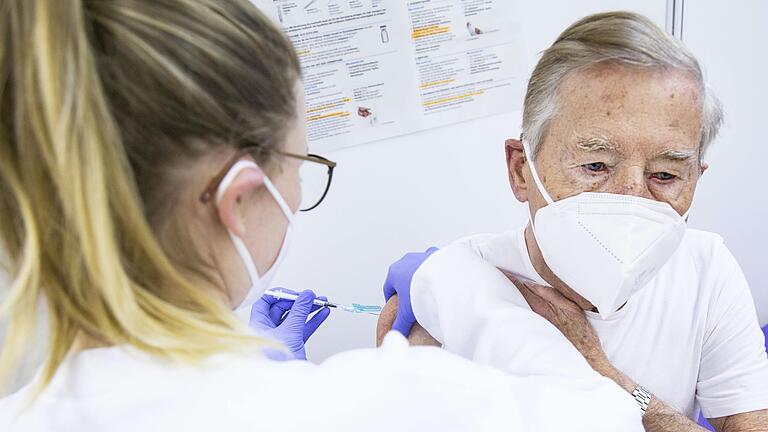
[{"xmin": 632, "ymin": 385, "xmax": 653, "ymax": 415}]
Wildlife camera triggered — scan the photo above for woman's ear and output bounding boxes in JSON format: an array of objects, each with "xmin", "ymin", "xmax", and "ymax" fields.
[
  {"xmin": 217, "ymin": 165, "xmax": 266, "ymax": 237},
  {"xmin": 505, "ymin": 138, "xmax": 529, "ymax": 203}
]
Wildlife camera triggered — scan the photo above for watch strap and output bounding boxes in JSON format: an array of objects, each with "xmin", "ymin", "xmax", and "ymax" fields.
[{"xmin": 632, "ymin": 385, "xmax": 652, "ymax": 415}]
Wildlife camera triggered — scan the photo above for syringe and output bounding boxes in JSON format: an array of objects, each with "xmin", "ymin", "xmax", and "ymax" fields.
[{"xmin": 264, "ymin": 289, "xmax": 382, "ymax": 316}]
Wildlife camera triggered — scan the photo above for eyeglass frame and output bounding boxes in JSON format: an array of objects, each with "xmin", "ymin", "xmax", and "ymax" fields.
[{"xmin": 199, "ymin": 146, "xmax": 337, "ymax": 212}]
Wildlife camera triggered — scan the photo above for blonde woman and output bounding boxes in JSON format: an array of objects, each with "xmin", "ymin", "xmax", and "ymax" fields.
[{"xmin": 0, "ymin": 1, "xmax": 642, "ymax": 430}]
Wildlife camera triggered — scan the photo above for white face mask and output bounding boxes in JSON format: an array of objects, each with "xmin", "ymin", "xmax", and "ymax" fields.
[
  {"xmin": 523, "ymin": 140, "xmax": 690, "ymax": 319},
  {"xmin": 216, "ymin": 160, "xmax": 295, "ymax": 313}
]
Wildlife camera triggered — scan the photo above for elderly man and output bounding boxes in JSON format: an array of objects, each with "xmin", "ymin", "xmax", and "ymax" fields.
[{"xmin": 379, "ymin": 11, "xmax": 768, "ymax": 432}]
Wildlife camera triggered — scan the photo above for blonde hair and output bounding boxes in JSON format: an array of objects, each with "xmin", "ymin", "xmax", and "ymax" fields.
[
  {"xmin": 0, "ymin": 0, "xmax": 301, "ymax": 393},
  {"xmin": 523, "ymin": 11, "xmax": 723, "ymax": 157}
]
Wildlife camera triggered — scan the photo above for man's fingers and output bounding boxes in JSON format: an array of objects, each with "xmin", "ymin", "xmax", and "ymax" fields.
[
  {"xmin": 498, "ymin": 269, "xmax": 548, "ymax": 312},
  {"xmin": 527, "ymin": 282, "xmax": 561, "ymax": 301},
  {"xmin": 499, "ymin": 269, "xmax": 579, "ymax": 311},
  {"xmin": 510, "ymin": 278, "xmax": 559, "ymax": 326},
  {"xmin": 517, "ymin": 283, "xmax": 551, "ymax": 317},
  {"xmin": 498, "ymin": 269, "xmax": 528, "ymax": 290},
  {"xmin": 527, "ymin": 283, "xmax": 581, "ymax": 310}
]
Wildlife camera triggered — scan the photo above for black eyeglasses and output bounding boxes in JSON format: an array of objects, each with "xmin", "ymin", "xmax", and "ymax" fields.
[{"xmin": 200, "ymin": 146, "xmax": 337, "ymax": 212}]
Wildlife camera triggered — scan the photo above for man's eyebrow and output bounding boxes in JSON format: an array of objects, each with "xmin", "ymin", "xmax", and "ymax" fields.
[
  {"xmin": 657, "ymin": 149, "xmax": 697, "ymax": 161},
  {"xmin": 576, "ymin": 136, "xmax": 618, "ymax": 152}
]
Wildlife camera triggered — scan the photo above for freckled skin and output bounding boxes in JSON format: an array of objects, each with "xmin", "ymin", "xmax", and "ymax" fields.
[
  {"xmin": 531, "ymin": 64, "xmax": 703, "ymax": 213},
  {"xmin": 507, "ymin": 64, "xmax": 707, "ymax": 309}
]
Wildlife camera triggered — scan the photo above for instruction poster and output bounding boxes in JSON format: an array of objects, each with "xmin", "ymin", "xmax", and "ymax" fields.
[{"xmin": 254, "ymin": 0, "xmax": 523, "ymax": 153}]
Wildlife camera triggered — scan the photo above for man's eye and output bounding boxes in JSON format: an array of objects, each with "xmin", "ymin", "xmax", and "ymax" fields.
[
  {"xmin": 652, "ymin": 172, "xmax": 677, "ymax": 181},
  {"xmin": 583, "ymin": 162, "xmax": 607, "ymax": 172}
]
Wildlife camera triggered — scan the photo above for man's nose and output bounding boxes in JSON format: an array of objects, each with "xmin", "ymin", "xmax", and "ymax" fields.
[{"xmin": 612, "ymin": 168, "xmax": 653, "ymax": 199}]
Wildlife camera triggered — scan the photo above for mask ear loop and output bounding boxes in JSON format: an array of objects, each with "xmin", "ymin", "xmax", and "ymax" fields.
[
  {"xmin": 214, "ymin": 160, "xmax": 297, "ymax": 309},
  {"xmin": 216, "ymin": 160, "xmax": 263, "ymax": 290},
  {"xmin": 679, "ymin": 189, "xmax": 695, "ymax": 222},
  {"xmin": 522, "ymin": 140, "xmax": 556, "ymax": 205},
  {"xmin": 262, "ymin": 176, "xmax": 295, "ymax": 223}
]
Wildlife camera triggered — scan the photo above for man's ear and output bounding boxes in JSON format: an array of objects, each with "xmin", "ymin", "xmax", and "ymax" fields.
[
  {"xmin": 700, "ymin": 161, "xmax": 709, "ymax": 175},
  {"xmin": 217, "ymin": 165, "xmax": 266, "ymax": 237},
  {"xmin": 505, "ymin": 138, "xmax": 529, "ymax": 202}
]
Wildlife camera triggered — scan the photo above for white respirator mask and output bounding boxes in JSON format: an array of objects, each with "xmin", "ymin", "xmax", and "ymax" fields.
[
  {"xmin": 523, "ymin": 140, "xmax": 690, "ymax": 319},
  {"xmin": 216, "ymin": 160, "xmax": 295, "ymax": 314}
]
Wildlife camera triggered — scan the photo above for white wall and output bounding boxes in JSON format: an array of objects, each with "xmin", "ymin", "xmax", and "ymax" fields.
[
  {"xmin": 682, "ymin": 1, "xmax": 768, "ymax": 325},
  {"xmin": 274, "ymin": 1, "xmax": 670, "ymax": 362}
]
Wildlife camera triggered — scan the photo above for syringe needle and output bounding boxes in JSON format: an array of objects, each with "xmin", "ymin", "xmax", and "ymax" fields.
[{"xmin": 264, "ymin": 289, "xmax": 381, "ymax": 315}]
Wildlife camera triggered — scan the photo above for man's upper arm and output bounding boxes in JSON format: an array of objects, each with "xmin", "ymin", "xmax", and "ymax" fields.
[
  {"xmin": 707, "ymin": 409, "xmax": 768, "ymax": 432},
  {"xmin": 376, "ymin": 296, "xmax": 441, "ymax": 347},
  {"xmin": 697, "ymin": 243, "xmax": 768, "ymax": 420}
]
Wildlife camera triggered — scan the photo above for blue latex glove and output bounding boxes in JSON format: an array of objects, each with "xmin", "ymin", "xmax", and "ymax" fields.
[
  {"xmin": 250, "ymin": 289, "xmax": 331, "ymax": 360},
  {"xmin": 382, "ymin": 247, "xmax": 439, "ymax": 337}
]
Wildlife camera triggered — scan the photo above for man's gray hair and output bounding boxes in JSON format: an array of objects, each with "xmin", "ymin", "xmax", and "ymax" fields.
[{"xmin": 523, "ymin": 11, "xmax": 723, "ymax": 157}]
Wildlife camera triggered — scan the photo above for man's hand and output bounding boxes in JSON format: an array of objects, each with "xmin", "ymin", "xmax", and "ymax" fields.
[{"xmin": 502, "ymin": 272, "xmax": 610, "ymax": 370}]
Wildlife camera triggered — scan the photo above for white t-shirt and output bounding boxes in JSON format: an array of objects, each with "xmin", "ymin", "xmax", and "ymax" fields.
[
  {"xmin": 411, "ymin": 226, "xmax": 768, "ymax": 420},
  {"xmin": 0, "ymin": 332, "xmax": 643, "ymax": 432}
]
